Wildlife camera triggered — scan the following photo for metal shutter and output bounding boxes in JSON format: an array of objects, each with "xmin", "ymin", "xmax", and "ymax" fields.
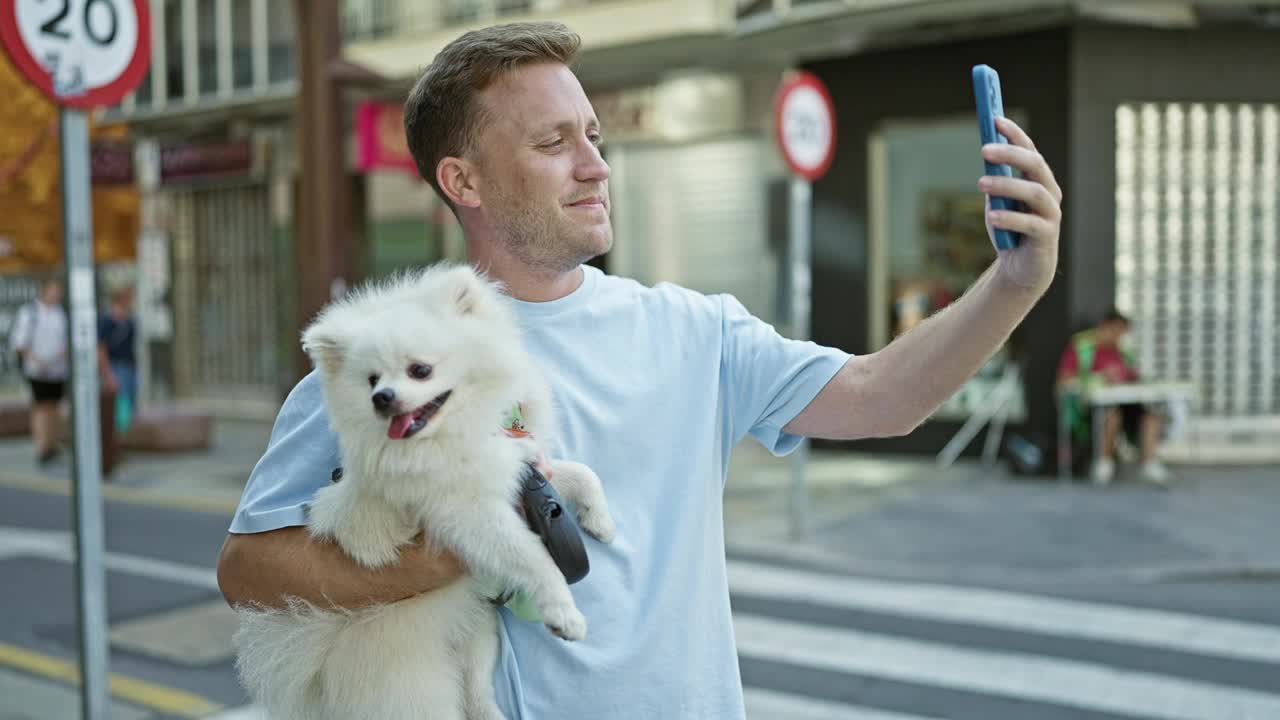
[
  {"xmin": 1115, "ymin": 103, "xmax": 1279, "ymax": 427},
  {"xmin": 608, "ymin": 137, "xmax": 779, "ymax": 325}
]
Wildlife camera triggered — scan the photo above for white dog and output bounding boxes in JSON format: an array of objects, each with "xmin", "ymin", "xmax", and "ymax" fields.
[{"xmin": 233, "ymin": 264, "xmax": 616, "ymax": 720}]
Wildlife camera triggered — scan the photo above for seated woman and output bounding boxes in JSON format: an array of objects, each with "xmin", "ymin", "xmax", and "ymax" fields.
[{"xmin": 1057, "ymin": 309, "xmax": 1168, "ymax": 485}]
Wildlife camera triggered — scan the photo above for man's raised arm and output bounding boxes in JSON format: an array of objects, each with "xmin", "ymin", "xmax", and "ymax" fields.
[{"xmin": 786, "ymin": 117, "xmax": 1062, "ymax": 441}]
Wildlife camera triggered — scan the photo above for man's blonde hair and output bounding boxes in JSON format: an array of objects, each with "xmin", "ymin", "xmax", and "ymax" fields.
[{"xmin": 403, "ymin": 22, "xmax": 582, "ymax": 205}]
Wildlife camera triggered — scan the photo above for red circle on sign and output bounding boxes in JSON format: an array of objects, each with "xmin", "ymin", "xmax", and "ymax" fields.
[
  {"xmin": 0, "ymin": 0, "xmax": 151, "ymax": 110},
  {"xmin": 773, "ymin": 70, "xmax": 837, "ymax": 182}
]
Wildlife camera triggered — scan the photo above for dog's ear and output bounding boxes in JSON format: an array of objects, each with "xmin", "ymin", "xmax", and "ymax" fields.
[
  {"xmin": 301, "ymin": 322, "xmax": 344, "ymax": 371},
  {"xmin": 442, "ymin": 265, "xmax": 489, "ymax": 316}
]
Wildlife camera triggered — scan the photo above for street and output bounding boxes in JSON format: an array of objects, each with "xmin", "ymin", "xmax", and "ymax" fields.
[{"xmin": 2, "ymin": 452, "xmax": 1280, "ymax": 719}]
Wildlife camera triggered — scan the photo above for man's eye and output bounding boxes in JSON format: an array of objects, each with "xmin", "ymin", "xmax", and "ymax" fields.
[
  {"xmin": 407, "ymin": 363, "xmax": 433, "ymax": 380},
  {"xmin": 588, "ymin": 133, "xmax": 603, "ymax": 146},
  {"xmin": 368, "ymin": 374, "xmax": 379, "ymax": 388}
]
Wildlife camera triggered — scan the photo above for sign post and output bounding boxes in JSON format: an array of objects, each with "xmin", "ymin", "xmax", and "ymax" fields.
[
  {"xmin": 774, "ymin": 70, "xmax": 836, "ymax": 541},
  {"xmin": 0, "ymin": 2, "xmax": 149, "ymax": 717}
]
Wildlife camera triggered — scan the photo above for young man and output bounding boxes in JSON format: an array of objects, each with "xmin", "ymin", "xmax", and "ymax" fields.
[
  {"xmin": 9, "ymin": 278, "xmax": 69, "ymax": 464},
  {"xmin": 98, "ymin": 286, "xmax": 137, "ymax": 431},
  {"xmin": 1058, "ymin": 309, "xmax": 1168, "ymax": 484},
  {"xmin": 218, "ymin": 22, "xmax": 1063, "ymax": 718}
]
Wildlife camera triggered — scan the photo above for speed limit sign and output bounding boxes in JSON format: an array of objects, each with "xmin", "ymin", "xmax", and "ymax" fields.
[
  {"xmin": 773, "ymin": 70, "xmax": 836, "ymax": 182},
  {"xmin": 0, "ymin": 0, "xmax": 151, "ymax": 108},
  {"xmin": 0, "ymin": 4, "xmax": 151, "ymax": 719}
]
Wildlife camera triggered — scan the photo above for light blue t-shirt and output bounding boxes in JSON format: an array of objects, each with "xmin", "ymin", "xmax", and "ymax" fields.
[{"xmin": 230, "ymin": 266, "xmax": 849, "ymax": 719}]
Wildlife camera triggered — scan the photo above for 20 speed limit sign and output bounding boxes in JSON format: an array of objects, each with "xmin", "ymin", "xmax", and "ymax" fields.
[
  {"xmin": 0, "ymin": 0, "xmax": 151, "ymax": 109},
  {"xmin": 773, "ymin": 71, "xmax": 836, "ymax": 182}
]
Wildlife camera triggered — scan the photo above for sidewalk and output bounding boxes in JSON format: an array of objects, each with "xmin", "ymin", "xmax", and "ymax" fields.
[
  {"xmin": 0, "ymin": 418, "xmax": 269, "ymax": 513},
  {"xmin": 723, "ymin": 441, "xmax": 1280, "ymax": 587}
]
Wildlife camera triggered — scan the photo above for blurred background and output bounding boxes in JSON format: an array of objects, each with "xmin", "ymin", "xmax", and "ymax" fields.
[{"xmin": 1, "ymin": 1, "xmax": 1278, "ymax": 718}]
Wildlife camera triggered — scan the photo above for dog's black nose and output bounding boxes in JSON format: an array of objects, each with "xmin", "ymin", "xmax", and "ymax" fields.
[{"xmin": 371, "ymin": 388, "xmax": 395, "ymax": 412}]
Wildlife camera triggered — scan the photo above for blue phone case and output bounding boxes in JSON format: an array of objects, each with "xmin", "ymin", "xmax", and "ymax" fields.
[{"xmin": 973, "ymin": 64, "xmax": 1020, "ymax": 250}]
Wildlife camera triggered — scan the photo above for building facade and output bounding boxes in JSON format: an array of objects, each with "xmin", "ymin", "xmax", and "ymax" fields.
[{"xmin": 92, "ymin": 0, "xmax": 1280, "ymax": 463}]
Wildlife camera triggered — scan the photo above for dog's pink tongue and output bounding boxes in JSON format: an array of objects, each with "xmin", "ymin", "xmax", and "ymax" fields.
[{"xmin": 387, "ymin": 413, "xmax": 414, "ymax": 440}]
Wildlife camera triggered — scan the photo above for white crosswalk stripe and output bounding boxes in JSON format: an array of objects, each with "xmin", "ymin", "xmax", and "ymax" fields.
[
  {"xmin": 735, "ymin": 613, "xmax": 1280, "ymax": 720},
  {"xmin": 728, "ymin": 559, "xmax": 1280, "ymax": 720},
  {"xmin": 728, "ymin": 560, "xmax": 1280, "ymax": 664}
]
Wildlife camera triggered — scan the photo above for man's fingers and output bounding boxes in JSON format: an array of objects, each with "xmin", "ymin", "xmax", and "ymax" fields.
[
  {"xmin": 996, "ymin": 117, "xmax": 1036, "ymax": 151},
  {"xmin": 979, "ymin": 175, "xmax": 1061, "ymax": 221},
  {"xmin": 987, "ymin": 208, "xmax": 1055, "ymax": 240},
  {"xmin": 981, "ymin": 144, "xmax": 1063, "ymax": 204}
]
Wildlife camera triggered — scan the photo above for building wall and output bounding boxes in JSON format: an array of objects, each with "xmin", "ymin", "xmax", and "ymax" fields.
[
  {"xmin": 807, "ymin": 28, "xmax": 1072, "ymax": 455},
  {"xmin": 1068, "ymin": 22, "xmax": 1280, "ymax": 333}
]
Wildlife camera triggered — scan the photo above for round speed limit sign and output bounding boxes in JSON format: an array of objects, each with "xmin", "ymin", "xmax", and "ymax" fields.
[
  {"xmin": 773, "ymin": 71, "xmax": 836, "ymax": 182},
  {"xmin": 0, "ymin": 0, "xmax": 150, "ymax": 108}
]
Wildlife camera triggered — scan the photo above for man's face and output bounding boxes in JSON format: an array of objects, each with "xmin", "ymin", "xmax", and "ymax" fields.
[
  {"xmin": 1098, "ymin": 319, "xmax": 1129, "ymax": 346},
  {"xmin": 469, "ymin": 63, "xmax": 612, "ymax": 272},
  {"xmin": 41, "ymin": 282, "xmax": 61, "ymax": 305}
]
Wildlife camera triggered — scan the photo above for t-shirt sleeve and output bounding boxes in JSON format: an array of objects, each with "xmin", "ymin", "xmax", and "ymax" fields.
[
  {"xmin": 718, "ymin": 294, "xmax": 850, "ymax": 456},
  {"xmin": 229, "ymin": 372, "xmax": 341, "ymax": 534}
]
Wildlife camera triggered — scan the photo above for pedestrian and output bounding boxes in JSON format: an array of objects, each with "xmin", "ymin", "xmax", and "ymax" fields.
[
  {"xmin": 98, "ymin": 285, "xmax": 137, "ymax": 432},
  {"xmin": 9, "ymin": 278, "xmax": 69, "ymax": 464},
  {"xmin": 217, "ymin": 21, "xmax": 1064, "ymax": 718},
  {"xmin": 1057, "ymin": 308, "xmax": 1169, "ymax": 484}
]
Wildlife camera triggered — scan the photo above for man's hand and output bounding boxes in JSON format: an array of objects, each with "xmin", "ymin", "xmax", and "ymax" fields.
[{"xmin": 980, "ymin": 117, "xmax": 1063, "ymax": 293}]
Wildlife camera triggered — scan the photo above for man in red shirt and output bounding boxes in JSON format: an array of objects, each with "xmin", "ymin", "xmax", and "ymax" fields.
[{"xmin": 1057, "ymin": 309, "xmax": 1168, "ymax": 484}]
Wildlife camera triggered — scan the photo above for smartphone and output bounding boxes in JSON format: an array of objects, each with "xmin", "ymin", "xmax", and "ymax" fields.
[{"xmin": 972, "ymin": 64, "xmax": 1021, "ymax": 250}]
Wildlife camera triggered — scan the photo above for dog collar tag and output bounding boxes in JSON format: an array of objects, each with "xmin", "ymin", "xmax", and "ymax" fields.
[{"xmin": 501, "ymin": 403, "xmax": 530, "ymax": 438}]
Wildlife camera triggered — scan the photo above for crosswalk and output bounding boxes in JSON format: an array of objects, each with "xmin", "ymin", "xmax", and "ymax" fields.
[
  {"xmin": 210, "ymin": 558, "xmax": 1280, "ymax": 719},
  {"xmin": 729, "ymin": 560, "xmax": 1280, "ymax": 720}
]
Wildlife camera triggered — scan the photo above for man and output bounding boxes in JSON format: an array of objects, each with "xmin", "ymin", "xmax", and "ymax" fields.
[
  {"xmin": 9, "ymin": 278, "xmax": 69, "ymax": 464},
  {"xmin": 1058, "ymin": 309, "xmax": 1168, "ymax": 485},
  {"xmin": 217, "ymin": 22, "xmax": 1063, "ymax": 718}
]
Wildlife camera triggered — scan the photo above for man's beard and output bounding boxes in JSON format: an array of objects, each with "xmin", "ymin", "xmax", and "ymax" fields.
[{"xmin": 487, "ymin": 186, "xmax": 611, "ymax": 273}]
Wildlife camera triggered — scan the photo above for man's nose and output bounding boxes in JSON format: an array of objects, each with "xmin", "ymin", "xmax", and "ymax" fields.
[
  {"xmin": 371, "ymin": 388, "xmax": 395, "ymax": 413},
  {"xmin": 575, "ymin": 143, "xmax": 610, "ymax": 183}
]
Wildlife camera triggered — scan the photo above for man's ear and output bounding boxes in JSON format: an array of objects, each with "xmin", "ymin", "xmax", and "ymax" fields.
[
  {"xmin": 301, "ymin": 322, "xmax": 345, "ymax": 371},
  {"xmin": 437, "ymin": 156, "xmax": 481, "ymax": 209}
]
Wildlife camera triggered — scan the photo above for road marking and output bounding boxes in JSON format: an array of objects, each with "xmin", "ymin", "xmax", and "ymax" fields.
[
  {"xmin": 0, "ymin": 524, "xmax": 219, "ymax": 590},
  {"xmin": 0, "ymin": 641, "xmax": 224, "ymax": 718},
  {"xmin": 734, "ymin": 614, "xmax": 1280, "ymax": 720},
  {"xmin": 204, "ymin": 706, "xmax": 266, "ymax": 720},
  {"xmin": 743, "ymin": 688, "xmax": 943, "ymax": 720},
  {"xmin": 0, "ymin": 470, "xmax": 239, "ymax": 515},
  {"xmin": 729, "ymin": 560, "xmax": 1280, "ymax": 664}
]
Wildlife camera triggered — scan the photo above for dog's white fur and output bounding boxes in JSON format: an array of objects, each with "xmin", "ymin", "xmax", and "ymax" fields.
[{"xmin": 233, "ymin": 264, "xmax": 615, "ymax": 720}]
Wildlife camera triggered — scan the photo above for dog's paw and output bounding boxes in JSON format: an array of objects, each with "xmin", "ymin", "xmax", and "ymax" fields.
[
  {"xmin": 540, "ymin": 603, "xmax": 587, "ymax": 641},
  {"xmin": 578, "ymin": 507, "xmax": 616, "ymax": 544}
]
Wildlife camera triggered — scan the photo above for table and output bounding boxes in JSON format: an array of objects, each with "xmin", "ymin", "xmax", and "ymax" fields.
[{"xmin": 1057, "ymin": 381, "xmax": 1197, "ymax": 481}]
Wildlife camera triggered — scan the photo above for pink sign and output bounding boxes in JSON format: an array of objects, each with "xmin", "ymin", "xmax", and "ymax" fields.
[{"xmin": 357, "ymin": 101, "xmax": 418, "ymax": 175}]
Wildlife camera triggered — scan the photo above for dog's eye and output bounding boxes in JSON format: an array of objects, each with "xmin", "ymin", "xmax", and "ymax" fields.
[
  {"xmin": 407, "ymin": 363, "xmax": 433, "ymax": 380},
  {"xmin": 368, "ymin": 374, "xmax": 379, "ymax": 388}
]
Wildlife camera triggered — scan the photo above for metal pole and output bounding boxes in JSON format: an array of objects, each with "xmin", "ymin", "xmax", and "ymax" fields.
[
  {"xmin": 60, "ymin": 107, "xmax": 110, "ymax": 720},
  {"xmin": 788, "ymin": 177, "xmax": 812, "ymax": 541}
]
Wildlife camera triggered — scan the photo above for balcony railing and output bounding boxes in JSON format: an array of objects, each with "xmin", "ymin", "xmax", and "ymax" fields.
[{"xmin": 343, "ymin": 0, "xmax": 629, "ymax": 43}]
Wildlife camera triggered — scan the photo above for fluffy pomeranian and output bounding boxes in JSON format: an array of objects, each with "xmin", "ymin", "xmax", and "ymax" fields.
[{"xmin": 233, "ymin": 264, "xmax": 616, "ymax": 720}]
